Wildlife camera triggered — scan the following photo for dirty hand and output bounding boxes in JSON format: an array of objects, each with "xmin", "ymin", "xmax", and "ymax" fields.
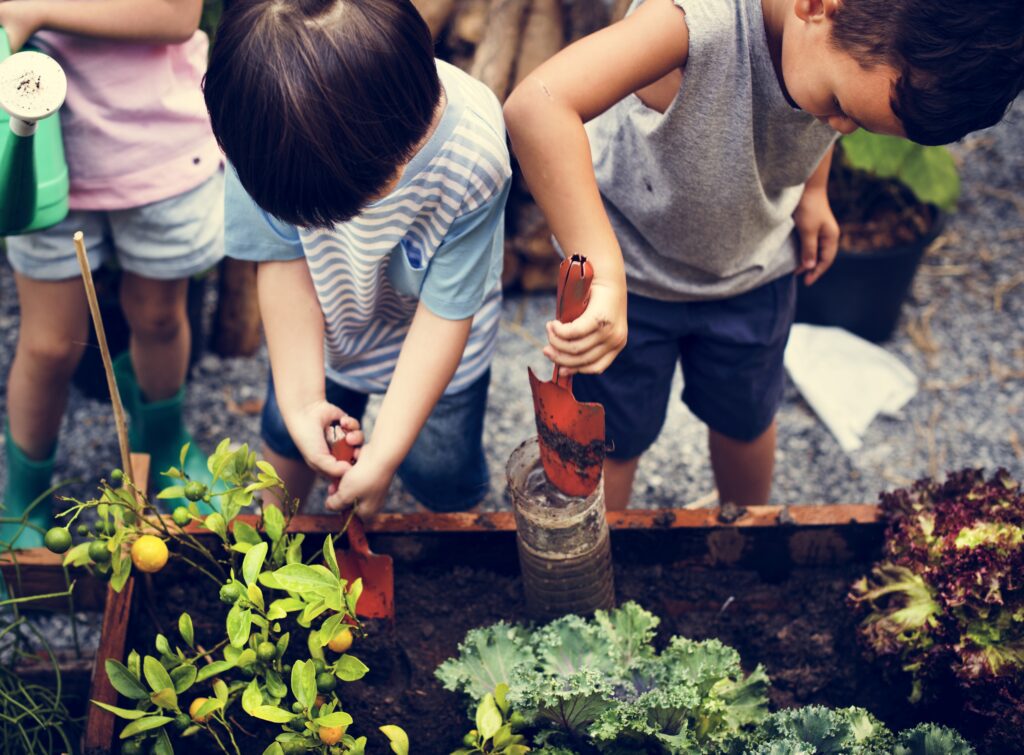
[
  {"xmin": 0, "ymin": 3, "xmax": 42, "ymax": 53},
  {"xmin": 543, "ymin": 279, "xmax": 627, "ymax": 376},
  {"xmin": 793, "ymin": 189, "xmax": 840, "ymax": 286},
  {"xmin": 288, "ymin": 401, "xmax": 363, "ymax": 480},
  {"xmin": 325, "ymin": 448, "xmax": 390, "ymax": 522}
]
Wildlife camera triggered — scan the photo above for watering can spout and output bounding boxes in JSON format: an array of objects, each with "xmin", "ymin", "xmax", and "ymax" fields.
[{"xmin": 0, "ymin": 35, "xmax": 69, "ymax": 235}]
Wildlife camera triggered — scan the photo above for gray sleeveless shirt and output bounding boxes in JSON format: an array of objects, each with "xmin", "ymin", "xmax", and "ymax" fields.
[{"xmin": 586, "ymin": 0, "xmax": 837, "ymax": 301}]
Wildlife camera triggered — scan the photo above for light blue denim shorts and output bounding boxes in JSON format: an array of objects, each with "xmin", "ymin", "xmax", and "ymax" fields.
[{"xmin": 5, "ymin": 167, "xmax": 224, "ymax": 281}]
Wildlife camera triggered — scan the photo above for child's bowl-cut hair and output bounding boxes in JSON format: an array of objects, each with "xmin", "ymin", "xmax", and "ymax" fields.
[
  {"xmin": 831, "ymin": 0, "xmax": 1023, "ymax": 146},
  {"xmin": 204, "ymin": 0, "xmax": 441, "ymax": 228}
]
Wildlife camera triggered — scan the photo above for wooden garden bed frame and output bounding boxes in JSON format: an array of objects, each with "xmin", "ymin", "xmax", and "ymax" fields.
[{"xmin": 79, "ymin": 502, "xmax": 882, "ymax": 753}]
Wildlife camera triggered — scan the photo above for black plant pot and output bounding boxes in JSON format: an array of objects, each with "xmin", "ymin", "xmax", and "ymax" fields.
[
  {"xmin": 71, "ymin": 267, "xmax": 208, "ymax": 402},
  {"xmin": 795, "ymin": 212, "xmax": 945, "ymax": 343}
]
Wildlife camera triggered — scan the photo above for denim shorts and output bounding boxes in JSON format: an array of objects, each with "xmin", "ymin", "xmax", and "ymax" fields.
[
  {"xmin": 573, "ymin": 273, "xmax": 797, "ymax": 457},
  {"xmin": 5, "ymin": 168, "xmax": 224, "ymax": 281},
  {"xmin": 262, "ymin": 369, "xmax": 491, "ymax": 512}
]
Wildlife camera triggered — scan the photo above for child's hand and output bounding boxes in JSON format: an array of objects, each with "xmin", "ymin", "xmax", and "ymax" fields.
[
  {"xmin": 288, "ymin": 402, "xmax": 363, "ymax": 480},
  {"xmin": 325, "ymin": 445, "xmax": 390, "ymax": 522},
  {"xmin": 543, "ymin": 278, "xmax": 628, "ymax": 376},
  {"xmin": 0, "ymin": 3, "xmax": 42, "ymax": 52},
  {"xmin": 793, "ymin": 189, "xmax": 840, "ymax": 286}
]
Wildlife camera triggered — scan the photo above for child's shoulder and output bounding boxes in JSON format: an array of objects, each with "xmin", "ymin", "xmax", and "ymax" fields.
[{"xmin": 436, "ymin": 60, "xmax": 507, "ymax": 146}]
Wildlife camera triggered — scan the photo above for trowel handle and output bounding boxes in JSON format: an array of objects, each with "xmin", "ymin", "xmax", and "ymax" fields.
[
  {"xmin": 552, "ymin": 255, "xmax": 592, "ymax": 388},
  {"xmin": 556, "ymin": 255, "xmax": 593, "ymax": 324},
  {"xmin": 329, "ymin": 433, "xmax": 371, "ymax": 556}
]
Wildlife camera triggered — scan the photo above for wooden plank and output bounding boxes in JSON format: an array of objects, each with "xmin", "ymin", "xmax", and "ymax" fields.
[
  {"xmin": 82, "ymin": 577, "xmax": 134, "ymax": 754},
  {"xmin": 82, "ymin": 451, "xmax": 148, "ymax": 755}
]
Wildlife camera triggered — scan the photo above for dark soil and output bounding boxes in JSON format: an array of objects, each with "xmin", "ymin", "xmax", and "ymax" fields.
[{"xmin": 124, "ymin": 536, "xmax": 999, "ymax": 755}]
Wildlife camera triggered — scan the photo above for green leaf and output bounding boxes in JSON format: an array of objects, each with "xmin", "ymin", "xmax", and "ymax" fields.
[
  {"xmin": 204, "ymin": 512, "xmax": 227, "ymax": 539},
  {"xmin": 286, "ymin": 534, "xmax": 305, "ymax": 565},
  {"xmin": 243, "ymin": 542, "xmax": 269, "ymax": 586},
  {"xmin": 316, "ymin": 711, "xmax": 354, "ymax": 728},
  {"xmin": 249, "ymin": 705, "xmax": 294, "ymax": 724},
  {"xmin": 91, "ymin": 700, "xmax": 149, "ymax": 720},
  {"xmin": 196, "ymin": 660, "xmax": 233, "ymax": 682},
  {"xmin": 196, "ymin": 697, "xmax": 223, "ymax": 719},
  {"xmin": 272, "ymin": 563, "xmax": 340, "ymax": 596},
  {"xmin": 262, "ymin": 744, "xmax": 285, "ymax": 755},
  {"xmin": 150, "ymin": 687, "xmax": 179, "ymax": 710},
  {"xmin": 334, "ymin": 654, "xmax": 369, "ymax": 682},
  {"xmin": 247, "ymin": 582, "xmax": 266, "ymax": 612},
  {"xmin": 105, "ymin": 659, "xmax": 149, "ymax": 700},
  {"xmin": 241, "ymin": 680, "xmax": 263, "ymax": 714},
  {"xmin": 265, "ymin": 669, "xmax": 288, "ymax": 699},
  {"xmin": 170, "ymin": 664, "xmax": 197, "ymax": 694},
  {"xmin": 178, "ymin": 613, "xmax": 194, "ymax": 648},
  {"xmin": 318, "ymin": 613, "xmax": 345, "ymax": 648},
  {"xmin": 380, "ymin": 725, "xmax": 409, "ymax": 755},
  {"xmin": 120, "ymin": 715, "xmax": 174, "ymax": 739},
  {"xmin": 323, "ymin": 535, "xmax": 341, "ymax": 579},
  {"xmin": 291, "ymin": 659, "xmax": 317, "ymax": 709},
  {"xmin": 267, "ymin": 598, "xmax": 304, "ymax": 620},
  {"xmin": 233, "ymin": 520, "xmax": 263, "ymax": 547},
  {"xmin": 155, "ymin": 634, "xmax": 172, "ymax": 658},
  {"xmin": 143, "ymin": 656, "xmax": 174, "ymax": 695},
  {"xmin": 263, "ymin": 504, "xmax": 286, "ymax": 544},
  {"xmin": 63, "ymin": 541, "xmax": 92, "ymax": 568},
  {"xmin": 300, "ymin": 598, "xmax": 329, "ymax": 625},
  {"xmin": 346, "ymin": 578, "xmax": 363, "ymax": 617},
  {"xmin": 111, "ymin": 549, "xmax": 132, "ymax": 592},
  {"xmin": 157, "ymin": 486, "xmax": 186, "ymax": 501},
  {"xmin": 214, "ymin": 678, "xmax": 229, "ymax": 703},
  {"xmin": 476, "ymin": 694, "xmax": 503, "ymax": 741},
  {"xmin": 435, "ymin": 623, "xmax": 534, "ymax": 702},
  {"xmin": 227, "ymin": 604, "xmax": 253, "ymax": 648}
]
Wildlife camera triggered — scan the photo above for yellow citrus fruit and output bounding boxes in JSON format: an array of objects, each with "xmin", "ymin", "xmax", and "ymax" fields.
[
  {"xmin": 319, "ymin": 724, "xmax": 347, "ymax": 745},
  {"xmin": 327, "ymin": 627, "xmax": 353, "ymax": 654},
  {"xmin": 189, "ymin": 697, "xmax": 212, "ymax": 723},
  {"xmin": 131, "ymin": 535, "xmax": 169, "ymax": 573}
]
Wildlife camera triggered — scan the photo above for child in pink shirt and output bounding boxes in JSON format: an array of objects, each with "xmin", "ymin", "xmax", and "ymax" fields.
[{"xmin": 0, "ymin": 0, "xmax": 222, "ymax": 548}]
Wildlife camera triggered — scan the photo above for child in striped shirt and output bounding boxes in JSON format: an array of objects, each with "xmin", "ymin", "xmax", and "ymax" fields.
[{"xmin": 204, "ymin": 0, "xmax": 511, "ymax": 518}]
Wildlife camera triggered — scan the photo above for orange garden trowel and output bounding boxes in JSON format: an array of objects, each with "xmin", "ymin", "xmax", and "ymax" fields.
[
  {"xmin": 528, "ymin": 255, "xmax": 607, "ymax": 498},
  {"xmin": 330, "ymin": 432, "xmax": 394, "ymax": 621}
]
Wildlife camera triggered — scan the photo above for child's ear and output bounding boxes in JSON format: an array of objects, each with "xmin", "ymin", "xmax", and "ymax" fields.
[{"xmin": 793, "ymin": 0, "xmax": 838, "ymax": 23}]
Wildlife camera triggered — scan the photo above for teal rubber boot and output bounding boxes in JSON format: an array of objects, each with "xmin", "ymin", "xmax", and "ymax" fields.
[
  {"xmin": 1, "ymin": 423, "xmax": 55, "ymax": 550},
  {"xmin": 112, "ymin": 352, "xmax": 216, "ymax": 513}
]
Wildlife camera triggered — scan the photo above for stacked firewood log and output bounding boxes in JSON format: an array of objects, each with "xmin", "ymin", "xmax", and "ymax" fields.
[
  {"xmin": 414, "ymin": 0, "xmax": 615, "ymax": 292},
  {"xmin": 215, "ymin": 0, "xmax": 619, "ymax": 355}
]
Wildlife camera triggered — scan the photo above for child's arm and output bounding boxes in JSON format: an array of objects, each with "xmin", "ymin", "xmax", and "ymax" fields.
[
  {"xmin": 257, "ymin": 259, "xmax": 362, "ymax": 482},
  {"xmin": 792, "ymin": 145, "xmax": 840, "ymax": 286},
  {"xmin": 504, "ymin": 0, "xmax": 689, "ymax": 376},
  {"xmin": 0, "ymin": 0, "xmax": 202, "ymax": 52},
  {"xmin": 326, "ymin": 303, "xmax": 472, "ymax": 519}
]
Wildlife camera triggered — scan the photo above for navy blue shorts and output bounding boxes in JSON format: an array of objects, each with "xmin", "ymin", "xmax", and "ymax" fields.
[
  {"xmin": 261, "ymin": 370, "xmax": 491, "ymax": 512},
  {"xmin": 573, "ymin": 274, "xmax": 796, "ymax": 458}
]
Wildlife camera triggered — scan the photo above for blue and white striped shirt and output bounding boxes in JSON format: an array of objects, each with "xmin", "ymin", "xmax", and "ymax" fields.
[{"xmin": 225, "ymin": 61, "xmax": 512, "ymax": 395}]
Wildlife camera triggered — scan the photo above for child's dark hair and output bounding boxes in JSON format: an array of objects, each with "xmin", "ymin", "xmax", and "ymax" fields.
[
  {"xmin": 204, "ymin": 0, "xmax": 441, "ymax": 227},
  {"xmin": 831, "ymin": 0, "xmax": 1023, "ymax": 145}
]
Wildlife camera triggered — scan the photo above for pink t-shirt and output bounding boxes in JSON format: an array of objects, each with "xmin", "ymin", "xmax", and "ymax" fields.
[{"xmin": 31, "ymin": 30, "xmax": 221, "ymax": 210}]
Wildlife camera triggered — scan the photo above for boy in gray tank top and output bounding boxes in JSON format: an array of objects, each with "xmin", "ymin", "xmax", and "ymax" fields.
[{"xmin": 505, "ymin": 0, "xmax": 1022, "ymax": 509}]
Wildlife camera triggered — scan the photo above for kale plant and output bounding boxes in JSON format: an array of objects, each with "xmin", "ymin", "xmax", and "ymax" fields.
[
  {"xmin": 741, "ymin": 706, "xmax": 974, "ymax": 755},
  {"xmin": 436, "ymin": 602, "xmax": 769, "ymax": 754},
  {"xmin": 848, "ymin": 469, "xmax": 1024, "ymax": 740}
]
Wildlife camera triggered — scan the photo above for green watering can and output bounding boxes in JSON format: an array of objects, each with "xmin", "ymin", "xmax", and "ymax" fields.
[{"xmin": 0, "ymin": 28, "xmax": 69, "ymax": 235}]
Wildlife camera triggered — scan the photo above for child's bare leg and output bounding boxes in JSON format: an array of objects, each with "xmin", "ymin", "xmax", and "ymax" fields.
[
  {"xmin": 261, "ymin": 443, "xmax": 317, "ymax": 509},
  {"xmin": 708, "ymin": 420, "xmax": 776, "ymax": 506},
  {"xmin": 119, "ymin": 273, "xmax": 190, "ymax": 400},
  {"xmin": 603, "ymin": 456, "xmax": 640, "ymax": 511},
  {"xmin": 7, "ymin": 274, "xmax": 89, "ymax": 457}
]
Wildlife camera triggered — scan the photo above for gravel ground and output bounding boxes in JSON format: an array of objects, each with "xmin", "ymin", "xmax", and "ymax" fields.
[{"xmin": 1, "ymin": 110, "xmax": 1022, "ymax": 521}]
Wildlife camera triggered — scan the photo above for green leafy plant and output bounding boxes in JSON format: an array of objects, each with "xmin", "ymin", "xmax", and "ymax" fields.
[
  {"xmin": 454, "ymin": 683, "xmax": 530, "ymax": 755},
  {"xmin": 742, "ymin": 706, "xmax": 974, "ymax": 755},
  {"xmin": 848, "ymin": 469, "xmax": 1024, "ymax": 745},
  {"xmin": 48, "ymin": 440, "xmax": 407, "ymax": 754},
  {"xmin": 436, "ymin": 602, "xmax": 770, "ymax": 754}
]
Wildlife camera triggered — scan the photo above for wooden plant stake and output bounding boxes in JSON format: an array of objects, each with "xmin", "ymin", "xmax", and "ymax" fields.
[{"xmin": 73, "ymin": 231, "xmax": 133, "ymax": 483}]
